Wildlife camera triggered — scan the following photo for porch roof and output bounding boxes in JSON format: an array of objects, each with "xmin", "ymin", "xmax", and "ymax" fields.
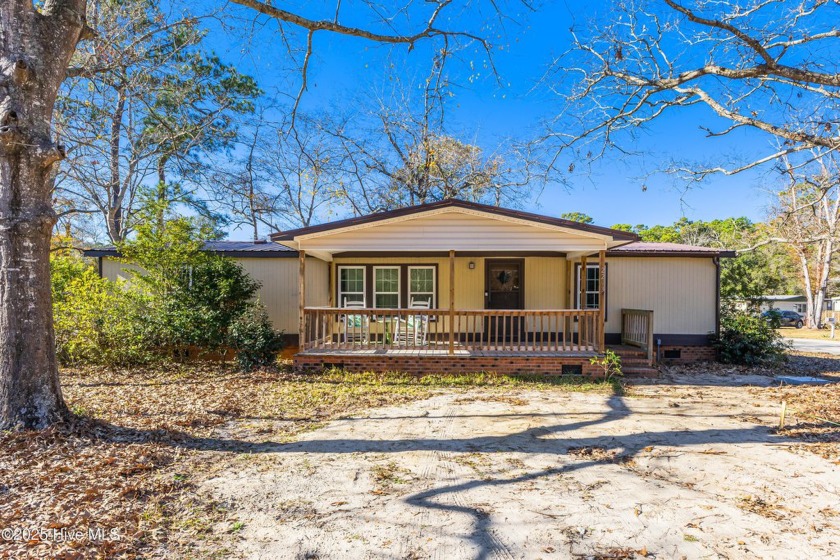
[{"xmin": 272, "ymin": 199, "xmax": 638, "ymax": 261}]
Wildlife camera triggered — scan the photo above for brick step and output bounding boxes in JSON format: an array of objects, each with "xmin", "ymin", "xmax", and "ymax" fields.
[
  {"xmin": 623, "ymin": 366, "xmax": 661, "ymax": 378},
  {"xmin": 619, "ymin": 358, "xmax": 654, "ymax": 366},
  {"xmin": 608, "ymin": 347, "xmax": 647, "ymax": 356},
  {"xmin": 610, "ymin": 348, "xmax": 647, "ymax": 356}
]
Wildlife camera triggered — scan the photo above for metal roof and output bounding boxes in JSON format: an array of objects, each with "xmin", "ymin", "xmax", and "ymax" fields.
[
  {"xmin": 607, "ymin": 242, "xmax": 736, "ymax": 258},
  {"xmin": 83, "ymin": 240, "xmax": 297, "ymax": 259}
]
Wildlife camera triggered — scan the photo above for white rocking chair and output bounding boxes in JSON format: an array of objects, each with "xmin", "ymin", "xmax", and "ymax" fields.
[
  {"xmin": 342, "ymin": 300, "xmax": 368, "ymax": 344},
  {"xmin": 393, "ymin": 298, "xmax": 431, "ymax": 347}
]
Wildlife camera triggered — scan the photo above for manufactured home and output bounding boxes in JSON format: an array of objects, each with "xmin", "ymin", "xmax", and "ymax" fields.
[{"xmin": 87, "ymin": 200, "xmax": 734, "ymax": 375}]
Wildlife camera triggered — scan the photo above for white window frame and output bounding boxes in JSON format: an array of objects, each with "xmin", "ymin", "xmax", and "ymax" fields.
[
  {"xmin": 373, "ymin": 266, "xmax": 401, "ymax": 309},
  {"xmin": 575, "ymin": 263, "xmax": 602, "ymax": 310},
  {"xmin": 338, "ymin": 265, "xmax": 366, "ymax": 307},
  {"xmin": 408, "ymin": 266, "xmax": 436, "ymax": 308}
]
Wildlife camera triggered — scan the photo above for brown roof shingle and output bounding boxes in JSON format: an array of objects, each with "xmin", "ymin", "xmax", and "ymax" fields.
[{"xmin": 608, "ymin": 242, "xmax": 736, "ymax": 257}]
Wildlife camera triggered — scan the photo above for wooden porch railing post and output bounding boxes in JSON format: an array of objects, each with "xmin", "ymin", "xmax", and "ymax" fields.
[
  {"xmin": 598, "ymin": 249, "xmax": 606, "ymax": 353},
  {"xmin": 299, "ymin": 249, "xmax": 306, "ymax": 351},
  {"xmin": 579, "ymin": 255, "xmax": 587, "ymax": 350},
  {"xmin": 647, "ymin": 310, "xmax": 655, "ymax": 365},
  {"xmin": 449, "ymin": 249, "xmax": 455, "ymax": 355}
]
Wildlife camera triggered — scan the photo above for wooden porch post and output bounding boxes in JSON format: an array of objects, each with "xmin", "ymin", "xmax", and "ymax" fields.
[
  {"xmin": 579, "ymin": 255, "xmax": 587, "ymax": 350},
  {"xmin": 598, "ymin": 249, "xmax": 606, "ymax": 353},
  {"xmin": 449, "ymin": 249, "xmax": 455, "ymax": 355},
  {"xmin": 299, "ymin": 249, "xmax": 306, "ymax": 351}
]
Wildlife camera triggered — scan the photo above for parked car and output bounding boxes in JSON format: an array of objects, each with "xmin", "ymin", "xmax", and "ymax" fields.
[{"xmin": 762, "ymin": 310, "xmax": 804, "ymax": 328}]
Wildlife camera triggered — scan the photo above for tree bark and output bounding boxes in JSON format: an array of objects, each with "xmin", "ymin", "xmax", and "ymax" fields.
[
  {"xmin": 797, "ymin": 249, "xmax": 815, "ymax": 328},
  {"xmin": 0, "ymin": 1, "xmax": 87, "ymax": 429},
  {"xmin": 106, "ymin": 85, "xmax": 126, "ymax": 243}
]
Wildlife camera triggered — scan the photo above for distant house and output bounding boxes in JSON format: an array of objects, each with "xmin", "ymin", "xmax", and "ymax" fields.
[
  {"xmin": 86, "ymin": 200, "xmax": 735, "ymax": 374},
  {"xmin": 756, "ymin": 295, "xmax": 830, "ymax": 314}
]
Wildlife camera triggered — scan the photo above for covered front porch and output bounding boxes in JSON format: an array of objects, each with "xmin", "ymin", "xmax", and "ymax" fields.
[{"xmin": 274, "ymin": 200, "xmax": 652, "ymax": 373}]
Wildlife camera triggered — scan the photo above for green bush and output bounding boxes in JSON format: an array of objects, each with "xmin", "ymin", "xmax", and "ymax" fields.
[
  {"xmin": 53, "ymin": 200, "xmax": 277, "ymax": 367},
  {"xmin": 140, "ymin": 256, "xmax": 261, "ymax": 355},
  {"xmin": 117, "ymin": 201, "xmax": 262, "ymax": 358},
  {"xmin": 713, "ymin": 309, "xmax": 789, "ymax": 366},
  {"xmin": 226, "ymin": 303, "xmax": 284, "ymax": 371},
  {"xmin": 51, "ymin": 254, "xmax": 155, "ymax": 366}
]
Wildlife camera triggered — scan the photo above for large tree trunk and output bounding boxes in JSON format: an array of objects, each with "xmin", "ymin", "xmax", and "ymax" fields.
[{"xmin": 0, "ymin": 1, "xmax": 86, "ymax": 429}]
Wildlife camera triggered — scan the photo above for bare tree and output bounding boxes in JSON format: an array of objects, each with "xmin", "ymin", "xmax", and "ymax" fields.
[
  {"xmin": 542, "ymin": 0, "xmax": 840, "ymax": 179},
  {"xmin": 0, "ymin": 0, "xmax": 504, "ymax": 429},
  {"xmin": 324, "ymin": 64, "xmax": 534, "ymax": 214},
  {"xmin": 207, "ymin": 114, "xmax": 342, "ymax": 238},
  {"xmin": 765, "ymin": 153, "xmax": 840, "ymax": 328}
]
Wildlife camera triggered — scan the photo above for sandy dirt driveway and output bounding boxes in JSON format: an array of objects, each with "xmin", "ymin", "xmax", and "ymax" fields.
[{"xmin": 205, "ymin": 377, "xmax": 840, "ymax": 559}]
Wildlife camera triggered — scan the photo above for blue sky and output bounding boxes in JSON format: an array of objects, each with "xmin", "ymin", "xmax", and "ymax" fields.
[{"xmin": 196, "ymin": 0, "xmax": 780, "ymax": 233}]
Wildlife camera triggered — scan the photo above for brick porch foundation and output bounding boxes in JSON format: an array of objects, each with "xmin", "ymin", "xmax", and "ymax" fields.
[
  {"xmin": 658, "ymin": 345, "xmax": 718, "ymax": 364},
  {"xmin": 294, "ymin": 353, "xmax": 603, "ymax": 376}
]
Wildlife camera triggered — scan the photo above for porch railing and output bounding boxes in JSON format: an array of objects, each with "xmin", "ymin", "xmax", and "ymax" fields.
[
  {"xmin": 620, "ymin": 308, "xmax": 654, "ymax": 364},
  {"xmin": 301, "ymin": 307, "xmax": 602, "ymax": 354}
]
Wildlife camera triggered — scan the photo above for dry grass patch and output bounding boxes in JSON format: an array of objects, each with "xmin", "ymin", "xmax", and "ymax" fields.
[
  {"xmin": 778, "ymin": 328, "xmax": 835, "ymax": 340},
  {"xmin": 769, "ymin": 383, "xmax": 840, "ymax": 461}
]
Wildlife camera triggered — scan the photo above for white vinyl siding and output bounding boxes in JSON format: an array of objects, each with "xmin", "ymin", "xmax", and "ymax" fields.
[{"xmin": 300, "ymin": 211, "xmax": 609, "ymax": 252}]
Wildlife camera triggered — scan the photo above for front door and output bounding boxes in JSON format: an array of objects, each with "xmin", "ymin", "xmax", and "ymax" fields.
[{"xmin": 485, "ymin": 260, "xmax": 524, "ymax": 342}]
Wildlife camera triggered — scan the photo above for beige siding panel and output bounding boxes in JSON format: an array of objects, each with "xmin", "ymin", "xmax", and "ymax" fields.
[
  {"xmin": 525, "ymin": 257, "xmax": 566, "ymax": 331},
  {"xmin": 303, "ymin": 212, "xmax": 606, "ymax": 252},
  {"xmin": 100, "ymin": 256, "xmax": 330, "ymax": 334},
  {"xmin": 101, "ymin": 258, "xmax": 140, "ymax": 282},
  {"xmin": 604, "ymin": 257, "xmax": 716, "ymax": 335},
  {"xmin": 237, "ymin": 257, "xmax": 329, "ymax": 333},
  {"xmin": 525, "ymin": 257, "xmax": 565, "ymax": 309}
]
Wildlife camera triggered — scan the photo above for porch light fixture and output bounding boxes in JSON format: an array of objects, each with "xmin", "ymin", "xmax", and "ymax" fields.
[{"xmin": 468, "ymin": 261, "xmax": 476, "ymax": 270}]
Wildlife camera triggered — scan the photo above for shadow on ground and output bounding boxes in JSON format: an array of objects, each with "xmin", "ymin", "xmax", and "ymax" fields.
[{"xmin": 83, "ymin": 391, "xmax": 818, "ymax": 560}]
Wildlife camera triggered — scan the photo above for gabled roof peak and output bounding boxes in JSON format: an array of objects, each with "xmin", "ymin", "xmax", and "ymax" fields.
[{"xmin": 272, "ymin": 199, "xmax": 640, "ymax": 242}]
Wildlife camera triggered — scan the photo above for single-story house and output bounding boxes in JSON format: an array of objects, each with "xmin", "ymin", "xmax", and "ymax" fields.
[
  {"xmin": 750, "ymin": 295, "xmax": 828, "ymax": 315},
  {"xmin": 86, "ymin": 200, "xmax": 735, "ymax": 375}
]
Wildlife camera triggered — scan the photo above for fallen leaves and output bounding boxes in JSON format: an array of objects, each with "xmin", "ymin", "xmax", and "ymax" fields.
[
  {"xmin": 737, "ymin": 494, "xmax": 793, "ymax": 521},
  {"xmin": 769, "ymin": 383, "xmax": 840, "ymax": 460},
  {"xmin": 0, "ymin": 363, "xmax": 442, "ymax": 559}
]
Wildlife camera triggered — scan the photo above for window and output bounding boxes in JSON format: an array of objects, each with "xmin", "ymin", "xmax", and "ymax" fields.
[
  {"xmin": 338, "ymin": 266, "xmax": 365, "ymax": 306},
  {"xmin": 408, "ymin": 266, "xmax": 436, "ymax": 307},
  {"xmin": 575, "ymin": 264, "xmax": 604, "ymax": 310},
  {"xmin": 373, "ymin": 266, "xmax": 400, "ymax": 308},
  {"xmin": 335, "ymin": 264, "xmax": 438, "ymax": 308},
  {"xmin": 794, "ymin": 304, "xmax": 806, "ymax": 313}
]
